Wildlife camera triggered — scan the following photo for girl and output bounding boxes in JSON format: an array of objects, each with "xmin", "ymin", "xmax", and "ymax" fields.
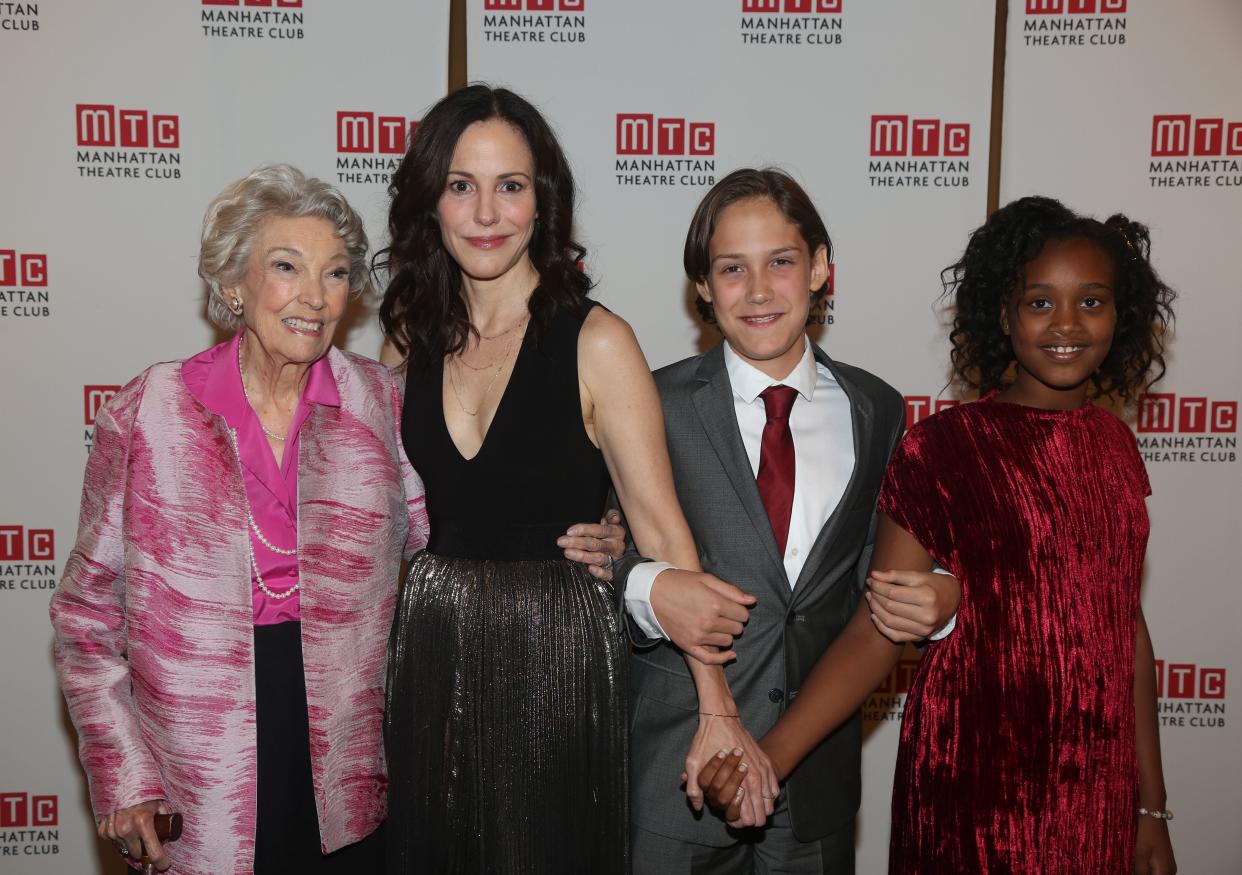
[{"xmin": 698, "ymin": 196, "xmax": 1177, "ymax": 874}]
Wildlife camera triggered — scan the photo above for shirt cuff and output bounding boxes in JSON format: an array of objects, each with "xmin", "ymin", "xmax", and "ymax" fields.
[
  {"xmin": 625, "ymin": 561, "xmax": 675, "ymax": 641},
  {"xmin": 929, "ymin": 565, "xmax": 957, "ymax": 641}
]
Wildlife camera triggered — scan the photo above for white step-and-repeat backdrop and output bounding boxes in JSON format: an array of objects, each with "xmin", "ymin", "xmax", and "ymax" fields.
[
  {"xmin": 0, "ymin": 2, "xmax": 447, "ymax": 872},
  {"xmin": 1, "ymin": 0, "xmax": 1237, "ymax": 871}
]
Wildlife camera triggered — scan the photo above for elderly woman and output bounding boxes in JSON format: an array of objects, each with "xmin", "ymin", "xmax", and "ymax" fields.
[{"xmin": 49, "ymin": 164, "xmax": 419, "ymax": 873}]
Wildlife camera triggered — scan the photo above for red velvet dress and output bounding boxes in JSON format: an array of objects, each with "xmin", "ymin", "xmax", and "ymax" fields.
[{"xmin": 878, "ymin": 392, "xmax": 1151, "ymax": 874}]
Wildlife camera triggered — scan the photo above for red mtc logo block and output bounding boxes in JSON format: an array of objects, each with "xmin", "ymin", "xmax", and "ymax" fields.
[
  {"xmin": 1138, "ymin": 394, "xmax": 1237, "ymax": 434},
  {"xmin": 870, "ymin": 116, "xmax": 969, "ymax": 157},
  {"xmin": 742, "ymin": 0, "xmax": 842, "ymax": 12},
  {"xmin": 616, "ymin": 115, "xmax": 715, "ymax": 156},
  {"xmin": 1155, "ymin": 661, "xmax": 1226, "ymax": 700},
  {"xmin": 484, "ymin": 0, "xmax": 585, "ymax": 10},
  {"xmin": 0, "ymin": 794, "xmax": 58, "ymax": 828},
  {"xmin": 0, "ymin": 250, "xmax": 47, "ymax": 287},
  {"xmin": 202, "ymin": 1, "xmax": 303, "ymax": 6},
  {"xmin": 76, "ymin": 105, "xmax": 179, "ymax": 148},
  {"xmin": 0, "ymin": 527, "xmax": 54, "ymax": 562},
  {"xmin": 904, "ymin": 396, "xmax": 959, "ymax": 431},
  {"xmin": 84, "ymin": 385, "xmax": 121, "ymax": 426},
  {"xmin": 1150, "ymin": 115, "xmax": 1242, "ymax": 157},
  {"xmin": 336, "ymin": 112, "xmax": 419, "ymax": 154},
  {"xmin": 1025, "ymin": 0, "xmax": 1126, "ymax": 12}
]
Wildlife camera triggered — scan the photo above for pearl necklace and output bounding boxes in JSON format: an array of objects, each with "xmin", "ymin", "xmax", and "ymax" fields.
[
  {"xmin": 228, "ymin": 429, "xmax": 300, "ymax": 601},
  {"xmin": 238, "ymin": 343, "xmax": 288, "ymax": 442}
]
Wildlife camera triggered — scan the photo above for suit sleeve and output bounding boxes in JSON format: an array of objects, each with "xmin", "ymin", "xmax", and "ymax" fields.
[
  {"xmin": 49, "ymin": 377, "xmax": 168, "ymax": 819},
  {"xmin": 389, "ymin": 369, "xmax": 430, "ymax": 559},
  {"xmin": 609, "ymin": 492, "xmax": 664, "ymax": 649},
  {"xmin": 854, "ymin": 390, "xmax": 908, "ymax": 592}
]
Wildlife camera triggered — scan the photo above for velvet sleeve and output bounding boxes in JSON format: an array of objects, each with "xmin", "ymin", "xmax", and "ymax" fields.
[{"xmin": 876, "ymin": 422, "xmax": 960, "ymax": 578}]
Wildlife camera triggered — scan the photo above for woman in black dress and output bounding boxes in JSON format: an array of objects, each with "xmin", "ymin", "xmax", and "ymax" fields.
[{"xmin": 379, "ymin": 85, "xmax": 775, "ymax": 873}]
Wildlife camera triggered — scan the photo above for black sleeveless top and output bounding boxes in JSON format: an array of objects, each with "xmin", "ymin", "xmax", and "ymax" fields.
[{"xmin": 401, "ymin": 303, "xmax": 611, "ymax": 561}]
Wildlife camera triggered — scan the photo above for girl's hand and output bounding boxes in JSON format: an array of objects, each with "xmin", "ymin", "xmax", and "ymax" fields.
[
  {"xmin": 682, "ymin": 716, "xmax": 778, "ymax": 829},
  {"xmin": 1134, "ymin": 816, "xmax": 1176, "ymax": 875}
]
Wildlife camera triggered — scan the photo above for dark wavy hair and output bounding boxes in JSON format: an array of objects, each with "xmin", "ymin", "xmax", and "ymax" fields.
[
  {"xmin": 943, "ymin": 195, "xmax": 1175, "ymax": 403},
  {"xmin": 376, "ymin": 84, "xmax": 591, "ymax": 372},
  {"xmin": 684, "ymin": 167, "xmax": 833, "ymax": 324}
]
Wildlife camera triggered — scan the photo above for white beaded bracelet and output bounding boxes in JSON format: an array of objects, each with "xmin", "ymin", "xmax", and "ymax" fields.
[{"xmin": 1138, "ymin": 807, "xmax": 1174, "ymax": 821}]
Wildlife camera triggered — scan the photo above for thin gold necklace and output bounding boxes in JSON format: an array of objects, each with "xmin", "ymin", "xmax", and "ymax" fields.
[{"xmin": 448, "ymin": 320, "xmax": 526, "ymax": 417}]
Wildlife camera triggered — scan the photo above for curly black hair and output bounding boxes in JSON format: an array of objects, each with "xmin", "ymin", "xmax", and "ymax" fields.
[
  {"xmin": 942, "ymin": 195, "xmax": 1175, "ymax": 403},
  {"xmin": 376, "ymin": 84, "xmax": 591, "ymax": 374}
]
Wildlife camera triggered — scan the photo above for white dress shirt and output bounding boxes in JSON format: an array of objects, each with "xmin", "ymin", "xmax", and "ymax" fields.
[{"xmin": 626, "ymin": 339, "xmax": 853, "ymax": 638}]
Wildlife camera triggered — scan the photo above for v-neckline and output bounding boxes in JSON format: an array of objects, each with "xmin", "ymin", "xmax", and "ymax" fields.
[{"xmin": 441, "ymin": 326, "xmax": 531, "ymax": 463}]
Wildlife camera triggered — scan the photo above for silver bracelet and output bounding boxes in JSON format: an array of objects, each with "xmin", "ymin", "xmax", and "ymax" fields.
[{"xmin": 1138, "ymin": 806, "xmax": 1174, "ymax": 821}]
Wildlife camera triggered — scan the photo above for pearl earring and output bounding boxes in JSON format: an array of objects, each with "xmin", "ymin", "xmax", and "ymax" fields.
[{"xmin": 231, "ymin": 297, "xmax": 242, "ymax": 313}]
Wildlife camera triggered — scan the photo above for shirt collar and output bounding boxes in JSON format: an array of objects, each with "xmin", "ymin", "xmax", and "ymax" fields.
[
  {"xmin": 723, "ymin": 337, "xmax": 819, "ymax": 404},
  {"xmin": 183, "ymin": 331, "xmax": 341, "ymax": 425}
]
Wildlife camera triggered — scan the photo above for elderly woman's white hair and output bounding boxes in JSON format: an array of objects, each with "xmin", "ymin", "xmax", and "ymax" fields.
[{"xmin": 199, "ymin": 164, "xmax": 370, "ymax": 331}]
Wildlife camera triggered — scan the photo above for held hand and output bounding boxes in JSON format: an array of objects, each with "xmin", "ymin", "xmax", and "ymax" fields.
[
  {"xmin": 98, "ymin": 799, "xmax": 171, "ymax": 870},
  {"xmin": 557, "ymin": 509, "xmax": 626, "ymax": 581},
  {"xmin": 682, "ymin": 716, "xmax": 778, "ymax": 829},
  {"xmin": 695, "ymin": 748, "xmax": 748, "ymax": 825},
  {"xmin": 651, "ymin": 570, "xmax": 756, "ymax": 665},
  {"xmin": 1134, "ymin": 816, "xmax": 1177, "ymax": 875},
  {"xmin": 866, "ymin": 568, "xmax": 961, "ymax": 643}
]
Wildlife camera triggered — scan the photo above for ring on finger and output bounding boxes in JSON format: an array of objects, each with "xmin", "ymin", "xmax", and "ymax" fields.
[
  {"xmin": 115, "ymin": 841, "xmax": 129, "ymax": 857},
  {"xmin": 602, "ymin": 554, "xmax": 614, "ymax": 570}
]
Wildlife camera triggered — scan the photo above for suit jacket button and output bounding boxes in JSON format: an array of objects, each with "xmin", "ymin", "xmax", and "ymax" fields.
[
  {"xmin": 786, "ymin": 612, "xmax": 804, "ymax": 625},
  {"xmin": 768, "ymin": 688, "xmax": 784, "ymax": 703}
]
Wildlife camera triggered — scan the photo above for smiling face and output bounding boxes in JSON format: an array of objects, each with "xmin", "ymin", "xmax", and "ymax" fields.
[
  {"xmin": 436, "ymin": 118, "xmax": 538, "ymax": 285},
  {"xmin": 1000, "ymin": 236, "xmax": 1118, "ymax": 409},
  {"xmin": 697, "ymin": 196, "xmax": 828, "ymax": 380},
  {"xmin": 227, "ymin": 214, "xmax": 350, "ymax": 366}
]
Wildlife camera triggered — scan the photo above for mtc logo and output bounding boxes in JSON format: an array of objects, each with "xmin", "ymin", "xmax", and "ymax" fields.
[
  {"xmin": 870, "ymin": 116, "xmax": 970, "ymax": 157},
  {"xmin": 616, "ymin": 114, "xmax": 715, "ymax": 156},
  {"xmin": 0, "ymin": 526, "xmax": 54, "ymax": 562},
  {"xmin": 873, "ymin": 658, "xmax": 920, "ymax": 695},
  {"xmin": 1025, "ymin": 0, "xmax": 1126, "ymax": 11},
  {"xmin": 484, "ymin": 0, "xmax": 585, "ymax": 9},
  {"xmin": 0, "ymin": 250, "xmax": 47, "ymax": 287},
  {"xmin": 743, "ymin": 0, "xmax": 842, "ymax": 11},
  {"xmin": 1138, "ymin": 394, "xmax": 1237, "ymax": 434},
  {"xmin": 1155, "ymin": 661, "xmax": 1226, "ymax": 700},
  {"xmin": 85, "ymin": 385, "xmax": 121, "ymax": 426},
  {"xmin": 202, "ymin": 1, "xmax": 303, "ymax": 6},
  {"xmin": 76, "ymin": 105, "xmax": 180, "ymax": 148},
  {"xmin": 336, "ymin": 112, "xmax": 419, "ymax": 154},
  {"xmin": 904, "ymin": 396, "xmax": 959, "ymax": 431},
  {"xmin": 1151, "ymin": 115, "xmax": 1242, "ymax": 157},
  {"xmin": 0, "ymin": 794, "xmax": 58, "ymax": 828}
]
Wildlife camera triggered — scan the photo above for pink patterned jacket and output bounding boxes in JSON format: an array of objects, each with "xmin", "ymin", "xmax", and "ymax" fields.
[{"xmin": 50, "ymin": 346, "xmax": 429, "ymax": 874}]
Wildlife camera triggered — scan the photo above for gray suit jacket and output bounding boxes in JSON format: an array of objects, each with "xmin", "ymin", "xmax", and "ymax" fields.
[{"xmin": 617, "ymin": 339, "xmax": 905, "ymax": 847}]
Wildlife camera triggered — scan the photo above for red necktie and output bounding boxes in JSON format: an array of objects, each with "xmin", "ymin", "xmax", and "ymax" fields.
[{"xmin": 757, "ymin": 385, "xmax": 798, "ymax": 555}]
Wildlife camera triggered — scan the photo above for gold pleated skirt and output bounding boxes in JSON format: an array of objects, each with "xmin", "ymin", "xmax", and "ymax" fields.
[{"xmin": 385, "ymin": 551, "xmax": 628, "ymax": 874}]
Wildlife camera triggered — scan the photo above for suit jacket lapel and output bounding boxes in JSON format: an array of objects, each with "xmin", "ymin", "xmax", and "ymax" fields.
[
  {"xmin": 790, "ymin": 343, "xmax": 873, "ymax": 599},
  {"xmin": 690, "ymin": 345, "xmax": 790, "ymax": 597}
]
